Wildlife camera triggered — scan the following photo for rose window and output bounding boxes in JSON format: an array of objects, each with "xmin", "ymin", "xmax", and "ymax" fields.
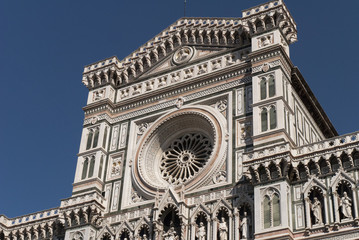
[{"xmin": 160, "ymin": 133, "xmax": 212, "ymax": 185}]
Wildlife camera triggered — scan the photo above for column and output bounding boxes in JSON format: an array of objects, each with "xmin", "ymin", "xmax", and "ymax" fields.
[
  {"xmin": 228, "ymin": 215, "xmax": 233, "ymax": 240},
  {"xmin": 212, "ymin": 218, "xmax": 218, "ymax": 240},
  {"xmin": 332, "ymin": 192, "xmax": 339, "ymax": 223}
]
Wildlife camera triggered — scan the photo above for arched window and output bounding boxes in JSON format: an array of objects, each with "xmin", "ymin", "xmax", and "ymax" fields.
[
  {"xmin": 86, "ymin": 130, "xmax": 93, "ymax": 150},
  {"xmin": 93, "ymin": 128, "xmax": 99, "ymax": 148},
  {"xmin": 81, "ymin": 158, "xmax": 89, "ymax": 180},
  {"xmin": 259, "ymin": 75, "xmax": 275, "ymax": 100},
  {"xmin": 268, "ymin": 75, "xmax": 275, "ymax": 97},
  {"xmin": 263, "ymin": 196, "xmax": 271, "ymax": 228},
  {"xmin": 272, "ymin": 194, "xmax": 280, "ymax": 226},
  {"xmin": 102, "ymin": 127, "xmax": 108, "ymax": 149},
  {"xmin": 261, "ymin": 108, "xmax": 268, "ymax": 132},
  {"xmin": 269, "ymin": 106, "xmax": 277, "ymax": 129},
  {"xmin": 88, "ymin": 157, "xmax": 95, "ymax": 178},
  {"xmin": 260, "ymin": 78, "xmax": 267, "ymax": 100},
  {"xmin": 263, "ymin": 191, "xmax": 281, "ymax": 229},
  {"xmin": 98, "ymin": 156, "xmax": 104, "ymax": 179}
]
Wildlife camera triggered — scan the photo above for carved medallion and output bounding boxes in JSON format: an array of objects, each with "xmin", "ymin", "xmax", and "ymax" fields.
[{"xmin": 172, "ymin": 46, "xmax": 194, "ymax": 65}]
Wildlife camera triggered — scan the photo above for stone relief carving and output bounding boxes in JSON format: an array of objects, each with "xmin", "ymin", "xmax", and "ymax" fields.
[
  {"xmin": 91, "ymin": 116, "xmax": 98, "ymax": 125},
  {"xmin": 119, "ymin": 123, "xmax": 128, "ymax": 149},
  {"xmin": 262, "ymin": 63, "xmax": 270, "ymax": 73},
  {"xmin": 111, "ymin": 125, "xmax": 120, "ymax": 151},
  {"xmin": 258, "ymin": 34, "xmax": 273, "ymax": 48},
  {"xmin": 236, "ymin": 88, "xmax": 243, "ymax": 115},
  {"xmin": 212, "ymin": 59, "xmax": 222, "ymax": 70},
  {"xmin": 197, "ymin": 64, "xmax": 207, "ymax": 75},
  {"xmin": 137, "ymin": 123, "xmax": 149, "ymax": 136},
  {"xmin": 246, "ymin": 86, "xmax": 252, "ymax": 113},
  {"xmin": 240, "ymin": 122, "xmax": 252, "ymax": 144},
  {"xmin": 131, "ymin": 191, "xmax": 142, "ymax": 203},
  {"xmin": 213, "ymin": 171, "xmax": 227, "ymax": 184},
  {"xmin": 93, "ymin": 88, "xmax": 106, "ymax": 101},
  {"xmin": 175, "ymin": 97, "xmax": 185, "ymax": 109},
  {"xmin": 111, "ymin": 155, "xmax": 123, "ymax": 178},
  {"xmin": 158, "ymin": 76, "xmax": 167, "ymax": 87},
  {"xmin": 216, "ymin": 99, "xmax": 227, "ymax": 112},
  {"xmin": 71, "ymin": 231, "xmax": 84, "ymax": 240},
  {"xmin": 184, "ymin": 68, "xmax": 194, "ymax": 79},
  {"xmin": 173, "ymin": 46, "xmax": 194, "ymax": 65},
  {"xmin": 111, "ymin": 182, "xmax": 121, "ymax": 212},
  {"xmin": 171, "ymin": 72, "xmax": 181, "ymax": 83},
  {"xmin": 225, "ymin": 55, "xmax": 235, "ymax": 66}
]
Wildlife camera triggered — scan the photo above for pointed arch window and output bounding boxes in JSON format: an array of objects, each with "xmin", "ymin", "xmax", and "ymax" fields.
[
  {"xmin": 268, "ymin": 75, "xmax": 275, "ymax": 97},
  {"xmin": 261, "ymin": 108, "xmax": 268, "ymax": 132},
  {"xmin": 261, "ymin": 106, "xmax": 277, "ymax": 132},
  {"xmin": 269, "ymin": 106, "xmax": 277, "ymax": 129},
  {"xmin": 259, "ymin": 74, "xmax": 276, "ymax": 100},
  {"xmin": 263, "ymin": 192, "xmax": 281, "ymax": 229},
  {"xmin": 81, "ymin": 158, "xmax": 89, "ymax": 180},
  {"xmin": 98, "ymin": 156, "xmax": 104, "ymax": 179},
  {"xmin": 260, "ymin": 78, "xmax": 267, "ymax": 100},
  {"xmin": 86, "ymin": 131, "xmax": 93, "ymax": 150},
  {"xmin": 86, "ymin": 127, "xmax": 100, "ymax": 150},
  {"xmin": 88, "ymin": 157, "xmax": 95, "ymax": 178},
  {"xmin": 102, "ymin": 127, "xmax": 108, "ymax": 149}
]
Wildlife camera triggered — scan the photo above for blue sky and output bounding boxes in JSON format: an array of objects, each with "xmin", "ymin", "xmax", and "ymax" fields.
[{"xmin": 0, "ymin": 0, "xmax": 358, "ymax": 218}]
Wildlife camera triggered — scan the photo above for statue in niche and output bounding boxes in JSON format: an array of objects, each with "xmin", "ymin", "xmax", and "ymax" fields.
[
  {"xmin": 163, "ymin": 226, "xmax": 178, "ymax": 240},
  {"xmin": 196, "ymin": 222, "xmax": 206, "ymax": 240},
  {"xmin": 339, "ymin": 191, "xmax": 352, "ymax": 219},
  {"xmin": 310, "ymin": 197, "xmax": 323, "ymax": 225},
  {"xmin": 218, "ymin": 217, "xmax": 228, "ymax": 240},
  {"xmin": 240, "ymin": 212, "xmax": 249, "ymax": 239},
  {"xmin": 142, "ymin": 234, "xmax": 148, "ymax": 240}
]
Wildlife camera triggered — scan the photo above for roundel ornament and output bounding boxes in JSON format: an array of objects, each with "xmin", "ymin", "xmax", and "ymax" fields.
[{"xmin": 172, "ymin": 46, "xmax": 194, "ymax": 65}]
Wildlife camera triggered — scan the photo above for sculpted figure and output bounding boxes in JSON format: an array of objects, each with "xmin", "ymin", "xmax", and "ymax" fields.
[
  {"xmin": 311, "ymin": 197, "xmax": 323, "ymax": 224},
  {"xmin": 240, "ymin": 212, "xmax": 249, "ymax": 239},
  {"xmin": 163, "ymin": 226, "xmax": 178, "ymax": 240},
  {"xmin": 340, "ymin": 191, "xmax": 352, "ymax": 219},
  {"xmin": 196, "ymin": 222, "xmax": 206, "ymax": 240},
  {"xmin": 218, "ymin": 217, "xmax": 228, "ymax": 240}
]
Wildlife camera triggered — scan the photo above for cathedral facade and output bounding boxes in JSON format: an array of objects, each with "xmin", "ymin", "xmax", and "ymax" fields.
[{"xmin": 2, "ymin": 0, "xmax": 359, "ymax": 239}]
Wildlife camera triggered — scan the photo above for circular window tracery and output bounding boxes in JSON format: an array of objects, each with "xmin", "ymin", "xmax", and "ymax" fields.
[
  {"xmin": 133, "ymin": 106, "xmax": 227, "ymax": 195},
  {"xmin": 160, "ymin": 133, "xmax": 212, "ymax": 185}
]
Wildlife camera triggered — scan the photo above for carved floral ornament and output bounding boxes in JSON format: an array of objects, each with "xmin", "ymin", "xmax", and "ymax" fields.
[{"xmin": 133, "ymin": 106, "xmax": 227, "ymax": 195}]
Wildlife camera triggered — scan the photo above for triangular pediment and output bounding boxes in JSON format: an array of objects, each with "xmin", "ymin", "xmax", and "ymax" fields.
[
  {"xmin": 303, "ymin": 176, "xmax": 327, "ymax": 196},
  {"xmin": 116, "ymin": 220, "xmax": 134, "ymax": 235},
  {"xmin": 330, "ymin": 170, "xmax": 355, "ymax": 189},
  {"xmin": 82, "ymin": 17, "xmax": 253, "ymax": 89},
  {"xmin": 83, "ymin": 4, "xmax": 298, "ymax": 89},
  {"xmin": 140, "ymin": 45, "xmax": 233, "ymax": 78},
  {"xmin": 157, "ymin": 187, "xmax": 181, "ymax": 214}
]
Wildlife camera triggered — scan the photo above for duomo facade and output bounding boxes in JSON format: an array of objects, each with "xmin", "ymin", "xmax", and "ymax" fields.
[{"xmin": 2, "ymin": 0, "xmax": 359, "ymax": 239}]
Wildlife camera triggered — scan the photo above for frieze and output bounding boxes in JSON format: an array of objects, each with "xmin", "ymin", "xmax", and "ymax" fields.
[
  {"xmin": 251, "ymin": 59, "xmax": 281, "ymax": 74},
  {"xmin": 114, "ymin": 50, "xmax": 246, "ymax": 103},
  {"xmin": 83, "ymin": 76, "xmax": 252, "ymax": 125}
]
